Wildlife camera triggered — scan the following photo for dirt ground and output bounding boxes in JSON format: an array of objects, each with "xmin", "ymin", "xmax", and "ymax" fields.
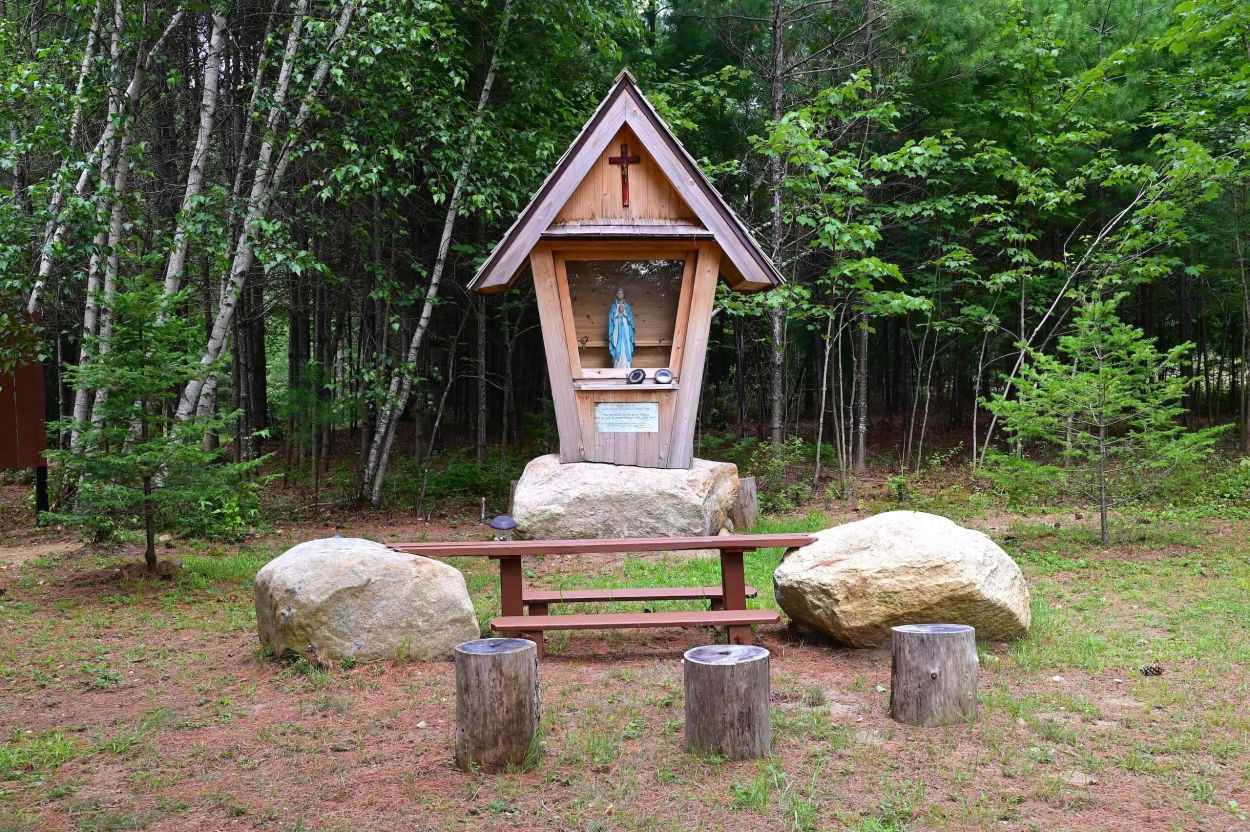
[{"xmin": 0, "ymin": 480, "xmax": 1247, "ymax": 831}]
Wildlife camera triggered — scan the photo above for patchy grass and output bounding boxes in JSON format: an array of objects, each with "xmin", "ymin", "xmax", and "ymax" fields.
[{"xmin": 0, "ymin": 483, "xmax": 1247, "ymax": 830}]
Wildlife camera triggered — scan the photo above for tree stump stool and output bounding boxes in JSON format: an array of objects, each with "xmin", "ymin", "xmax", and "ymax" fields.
[
  {"xmin": 683, "ymin": 644, "xmax": 771, "ymax": 759},
  {"xmin": 889, "ymin": 624, "xmax": 978, "ymax": 726},
  {"xmin": 454, "ymin": 638, "xmax": 540, "ymax": 772}
]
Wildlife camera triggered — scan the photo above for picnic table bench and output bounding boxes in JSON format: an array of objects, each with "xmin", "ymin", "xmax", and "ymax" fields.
[{"xmin": 391, "ymin": 534, "xmax": 814, "ymax": 657}]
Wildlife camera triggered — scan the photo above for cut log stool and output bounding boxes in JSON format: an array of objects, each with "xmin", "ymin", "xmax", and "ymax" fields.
[
  {"xmin": 683, "ymin": 644, "xmax": 771, "ymax": 759},
  {"xmin": 889, "ymin": 624, "xmax": 979, "ymax": 727},
  {"xmin": 454, "ymin": 638, "xmax": 541, "ymax": 772}
]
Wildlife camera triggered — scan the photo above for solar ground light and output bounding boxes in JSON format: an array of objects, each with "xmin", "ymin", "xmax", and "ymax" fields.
[{"xmin": 489, "ymin": 515, "xmax": 518, "ymax": 542}]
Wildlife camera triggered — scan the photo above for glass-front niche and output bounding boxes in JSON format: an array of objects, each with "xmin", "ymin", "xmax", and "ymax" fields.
[{"xmin": 563, "ymin": 258, "xmax": 686, "ymax": 371}]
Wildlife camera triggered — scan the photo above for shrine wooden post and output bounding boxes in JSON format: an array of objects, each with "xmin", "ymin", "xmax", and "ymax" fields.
[{"xmin": 467, "ymin": 70, "xmax": 784, "ymax": 471}]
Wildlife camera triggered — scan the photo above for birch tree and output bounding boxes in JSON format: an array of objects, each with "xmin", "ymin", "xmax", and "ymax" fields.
[
  {"xmin": 176, "ymin": 0, "xmax": 357, "ymax": 422},
  {"xmin": 27, "ymin": 5, "xmax": 183, "ymax": 316},
  {"xmin": 72, "ymin": 7, "xmax": 188, "ymax": 447},
  {"xmin": 162, "ymin": 12, "xmax": 227, "ymax": 301},
  {"xmin": 357, "ymin": 0, "xmax": 514, "ymax": 507}
]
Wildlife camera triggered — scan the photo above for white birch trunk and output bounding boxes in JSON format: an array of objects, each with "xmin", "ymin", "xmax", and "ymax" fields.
[
  {"xmin": 812, "ymin": 310, "xmax": 835, "ymax": 485},
  {"xmin": 71, "ymin": 9, "xmax": 183, "ymax": 443},
  {"xmin": 162, "ymin": 12, "xmax": 226, "ymax": 301},
  {"xmin": 28, "ymin": 5, "xmax": 182, "ymax": 315},
  {"xmin": 26, "ymin": 0, "xmax": 104, "ymax": 315},
  {"xmin": 359, "ymin": 0, "xmax": 514, "ymax": 506},
  {"xmin": 766, "ymin": 0, "xmax": 786, "ymax": 448},
  {"xmin": 69, "ymin": 2, "xmax": 127, "ymax": 447},
  {"xmin": 176, "ymin": 1, "xmax": 356, "ymax": 423},
  {"xmin": 89, "ymin": 130, "xmax": 133, "ymax": 428}
]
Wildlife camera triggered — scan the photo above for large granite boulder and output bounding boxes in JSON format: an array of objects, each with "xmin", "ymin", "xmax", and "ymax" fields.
[
  {"xmin": 774, "ymin": 511, "xmax": 1030, "ymax": 647},
  {"xmin": 511, "ymin": 454, "xmax": 739, "ymax": 539},
  {"xmin": 255, "ymin": 537, "xmax": 479, "ymax": 662}
]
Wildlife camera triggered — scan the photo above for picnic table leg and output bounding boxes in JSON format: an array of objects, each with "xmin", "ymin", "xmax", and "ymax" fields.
[
  {"xmin": 498, "ymin": 556, "xmax": 524, "ymax": 616},
  {"xmin": 720, "ymin": 549, "xmax": 751, "ymax": 646},
  {"xmin": 498, "ymin": 556, "xmax": 545, "ymax": 658}
]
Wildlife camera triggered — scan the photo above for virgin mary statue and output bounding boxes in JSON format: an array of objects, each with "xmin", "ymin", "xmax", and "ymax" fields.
[{"xmin": 607, "ymin": 288, "xmax": 635, "ymax": 369}]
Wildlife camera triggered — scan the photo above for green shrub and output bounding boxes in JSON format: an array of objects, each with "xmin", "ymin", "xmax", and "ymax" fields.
[
  {"xmin": 748, "ymin": 436, "xmax": 814, "ymax": 512},
  {"xmin": 978, "ymin": 451, "xmax": 1068, "ymax": 507},
  {"xmin": 385, "ymin": 449, "xmax": 523, "ymax": 510},
  {"xmin": 886, "ymin": 473, "xmax": 910, "ymax": 502},
  {"xmin": 1208, "ymin": 458, "xmax": 1250, "ymax": 503},
  {"xmin": 696, "ymin": 432, "xmax": 760, "ymax": 467}
]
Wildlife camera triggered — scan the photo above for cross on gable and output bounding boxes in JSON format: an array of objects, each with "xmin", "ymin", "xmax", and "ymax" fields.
[
  {"xmin": 607, "ymin": 143, "xmax": 641, "ymax": 207},
  {"xmin": 469, "ymin": 70, "xmax": 784, "ymax": 294}
]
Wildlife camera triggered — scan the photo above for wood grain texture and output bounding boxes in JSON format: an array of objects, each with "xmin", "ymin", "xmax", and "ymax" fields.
[
  {"xmin": 621, "ymin": 92, "xmax": 777, "ymax": 292},
  {"xmin": 683, "ymin": 645, "xmax": 771, "ymax": 760},
  {"xmin": 561, "ymin": 255, "xmax": 687, "ymax": 371},
  {"xmin": 664, "ymin": 244, "xmax": 720, "ymax": 468},
  {"xmin": 542, "ymin": 222, "xmax": 711, "ymax": 238},
  {"xmin": 729, "ymin": 476, "xmax": 759, "ymax": 531},
  {"xmin": 492, "ymin": 609, "xmax": 778, "ymax": 632},
  {"xmin": 669, "ymin": 254, "xmax": 697, "ymax": 377},
  {"xmin": 889, "ymin": 624, "xmax": 979, "ymax": 727},
  {"xmin": 554, "ymin": 125, "xmax": 696, "ymax": 225},
  {"xmin": 391, "ymin": 533, "xmax": 814, "ymax": 557},
  {"xmin": 522, "ymin": 585, "xmax": 757, "ymax": 606},
  {"xmin": 552, "ymin": 252, "xmax": 585, "ymax": 376},
  {"xmin": 529, "ymin": 245, "xmax": 582, "ymax": 462},
  {"xmin": 0, "ymin": 312, "xmax": 46, "ymax": 469},
  {"xmin": 574, "ymin": 388, "xmax": 676, "ymax": 466},
  {"xmin": 472, "ymin": 93, "xmax": 629, "ymax": 292},
  {"xmin": 470, "ymin": 73, "xmax": 782, "ymax": 293},
  {"xmin": 455, "ymin": 638, "xmax": 541, "ymax": 772},
  {"xmin": 0, "ymin": 361, "xmax": 46, "ymax": 469}
]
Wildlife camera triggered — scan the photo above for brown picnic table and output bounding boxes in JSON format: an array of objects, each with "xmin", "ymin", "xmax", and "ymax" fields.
[{"xmin": 390, "ymin": 534, "xmax": 814, "ymax": 657}]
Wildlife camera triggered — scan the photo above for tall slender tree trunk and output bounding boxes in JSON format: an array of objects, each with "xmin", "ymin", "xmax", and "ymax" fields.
[
  {"xmin": 1097, "ymin": 422, "xmax": 1109, "ymax": 544},
  {"xmin": 71, "ymin": 6, "xmax": 132, "ymax": 447},
  {"xmin": 1235, "ymin": 190, "xmax": 1250, "ymax": 453},
  {"xmin": 177, "ymin": 0, "xmax": 356, "ymax": 422},
  {"xmin": 87, "ymin": 128, "xmax": 134, "ymax": 430},
  {"xmin": 766, "ymin": 0, "xmax": 786, "ymax": 447},
  {"xmin": 499, "ymin": 308, "xmax": 520, "ymax": 448},
  {"xmin": 853, "ymin": 310, "xmax": 868, "ymax": 473},
  {"xmin": 476, "ymin": 294, "xmax": 488, "ymax": 463},
  {"xmin": 28, "ymin": 5, "xmax": 182, "ymax": 315},
  {"xmin": 360, "ymin": 0, "xmax": 513, "ymax": 506},
  {"xmin": 27, "ymin": 0, "xmax": 101, "ymax": 314},
  {"xmin": 27, "ymin": 0, "xmax": 104, "ymax": 314},
  {"xmin": 162, "ymin": 12, "xmax": 226, "ymax": 300},
  {"xmin": 813, "ymin": 310, "xmax": 834, "ymax": 486}
]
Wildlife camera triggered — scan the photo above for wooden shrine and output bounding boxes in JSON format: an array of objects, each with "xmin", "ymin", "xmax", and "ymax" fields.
[{"xmin": 470, "ymin": 71, "xmax": 782, "ymax": 469}]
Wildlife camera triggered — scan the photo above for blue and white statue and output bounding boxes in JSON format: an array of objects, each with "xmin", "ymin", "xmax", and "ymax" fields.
[{"xmin": 608, "ymin": 288, "xmax": 635, "ymax": 369}]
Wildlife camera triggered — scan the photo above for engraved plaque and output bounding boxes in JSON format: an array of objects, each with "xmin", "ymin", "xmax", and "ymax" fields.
[{"xmin": 594, "ymin": 402, "xmax": 659, "ymax": 433}]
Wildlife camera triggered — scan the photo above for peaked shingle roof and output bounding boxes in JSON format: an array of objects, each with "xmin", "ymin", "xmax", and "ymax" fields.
[{"xmin": 469, "ymin": 70, "xmax": 783, "ymax": 294}]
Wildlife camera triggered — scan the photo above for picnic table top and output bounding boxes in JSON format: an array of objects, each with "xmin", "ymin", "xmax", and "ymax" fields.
[{"xmin": 389, "ymin": 533, "xmax": 814, "ymax": 558}]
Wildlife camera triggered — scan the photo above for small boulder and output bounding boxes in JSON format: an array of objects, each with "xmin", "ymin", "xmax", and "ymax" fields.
[
  {"xmin": 774, "ymin": 511, "xmax": 1030, "ymax": 647},
  {"xmin": 511, "ymin": 454, "xmax": 739, "ymax": 539},
  {"xmin": 255, "ymin": 537, "xmax": 479, "ymax": 662}
]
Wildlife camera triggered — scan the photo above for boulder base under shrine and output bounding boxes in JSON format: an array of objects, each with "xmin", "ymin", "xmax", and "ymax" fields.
[{"xmin": 511, "ymin": 454, "xmax": 740, "ymax": 539}]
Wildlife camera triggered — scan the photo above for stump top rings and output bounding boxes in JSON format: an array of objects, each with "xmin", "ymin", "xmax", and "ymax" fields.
[
  {"xmin": 456, "ymin": 637, "xmax": 535, "ymax": 655},
  {"xmin": 891, "ymin": 624, "xmax": 974, "ymax": 635},
  {"xmin": 684, "ymin": 644, "xmax": 769, "ymax": 665}
]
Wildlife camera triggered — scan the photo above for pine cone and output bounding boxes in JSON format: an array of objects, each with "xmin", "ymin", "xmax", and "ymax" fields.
[{"xmin": 1139, "ymin": 664, "xmax": 1164, "ymax": 677}]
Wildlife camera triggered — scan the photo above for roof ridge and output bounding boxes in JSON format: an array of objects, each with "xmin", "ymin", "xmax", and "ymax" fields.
[{"xmin": 469, "ymin": 70, "xmax": 783, "ymax": 293}]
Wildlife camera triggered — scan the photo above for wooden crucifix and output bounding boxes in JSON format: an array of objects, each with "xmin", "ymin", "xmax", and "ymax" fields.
[{"xmin": 608, "ymin": 143, "xmax": 640, "ymax": 207}]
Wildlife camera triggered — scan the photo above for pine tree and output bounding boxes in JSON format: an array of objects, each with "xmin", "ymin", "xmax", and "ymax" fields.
[
  {"xmin": 987, "ymin": 293, "xmax": 1226, "ymax": 543},
  {"xmin": 47, "ymin": 285, "xmax": 262, "ymax": 570}
]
